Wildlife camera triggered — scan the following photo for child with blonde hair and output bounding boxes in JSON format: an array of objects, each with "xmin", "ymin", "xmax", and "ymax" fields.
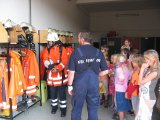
[
  {"xmin": 125, "ymin": 54, "xmax": 144, "ymax": 116},
  {"xmin": 115, "ymin": 54, "xmax": 132, "ymax": 120},
  {"xmin": 136, "ymin": 49, "xmax": 160, "ymax": 120}
]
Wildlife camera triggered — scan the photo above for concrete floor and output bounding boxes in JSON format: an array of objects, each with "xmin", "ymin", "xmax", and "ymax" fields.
[{"xmin": 0, "ymin": 95, "xmax": 135, "ymax": 120}]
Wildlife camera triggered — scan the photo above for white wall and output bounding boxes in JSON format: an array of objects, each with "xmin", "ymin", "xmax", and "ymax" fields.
[
  {"xmin": 30, "ymin": 0, "xmax": 89, "ymax": 57},
  {"xmin": 0, "ymin": 0, "xmax": 29, "ymax": 24},
  {"xmin": 0, "ymin": 0, "xmax": 89, "ymax": 37},
  {"xmin": 31, "ymin": 0, "xmax": 89, "ymax": 35},
  {"xmin": 0, "ymin": 0, "xmax": 89, "ymax": 59},
  {"xmin": 90, "ymin": 9, "xmax": 160, "ymax": 39}
]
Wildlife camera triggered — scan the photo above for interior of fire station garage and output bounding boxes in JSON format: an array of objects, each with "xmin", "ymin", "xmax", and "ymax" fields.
[{"xmin": 0, "ymin": 0, "xmax": 160, "ymax": 120}]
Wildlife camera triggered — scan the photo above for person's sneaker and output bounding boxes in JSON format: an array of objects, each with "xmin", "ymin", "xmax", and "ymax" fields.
[{"xmin": 61, "ymin": 111, "xmax": 66, "ymax": 117}]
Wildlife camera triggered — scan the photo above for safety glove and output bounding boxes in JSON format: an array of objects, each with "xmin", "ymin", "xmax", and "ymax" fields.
[{"xmin": 68, "ymin": 85, "xmax": 73, "ymax": 95}]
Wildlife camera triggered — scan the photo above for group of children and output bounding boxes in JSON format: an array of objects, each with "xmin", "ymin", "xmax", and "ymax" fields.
[{"xmin": 99, "ymin": 44, "xmax": 160, "ymax": 120}]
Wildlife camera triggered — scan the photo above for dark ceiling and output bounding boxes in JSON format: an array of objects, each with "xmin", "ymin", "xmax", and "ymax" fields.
[{"xmin": 76, "ymin": 0, "xmax": 160, "ymax": 12}]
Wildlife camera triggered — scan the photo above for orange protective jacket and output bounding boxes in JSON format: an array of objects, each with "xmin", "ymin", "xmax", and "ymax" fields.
[
  {"xmin": 22, "ymin": 49, "xmax": 39, "ymax": 96},
  {"xmin": 64, "ymin": 46, "xmax": 74, "ymax": 79},
  {"xmin": 9, "ymin": 51, "xmax": 27, "ymax": 110},
  {"xmin": 43, "ymin": 45, "xmax": 68, "ymax": 87},
  {"xmin": 0, "ymin": 51, "xmax": 27, "ymax": 111},
  {"xmin": 65, "ymin": 46, "xmax": 74, "ymax": 59},
  {"xmin": 40, "ymin": 48, "xmax": 47, "ymax": 80},
  {"xmin": 0, "ymin": 57, "xmax": 9, "ymax": 110}
]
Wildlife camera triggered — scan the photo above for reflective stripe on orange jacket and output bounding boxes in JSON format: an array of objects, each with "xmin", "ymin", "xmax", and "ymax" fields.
[
  {"xmin": 43, "ymin": 45, "xmax": 68, "ymax": 87},
  {"xmin": 22, "ymin": 49, "xmax": 39, "ymax": 96}
]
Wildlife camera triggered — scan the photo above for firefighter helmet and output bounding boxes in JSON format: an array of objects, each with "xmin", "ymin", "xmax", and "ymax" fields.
[
  {"xmin": 20, "ymin": 22, "xmax": 29, "ymax": 28},
  {"xmin": 3, "ymin": 19, "xmax": 15, "ymax": 28},
  {"xmin": 47, "ymin": 32, "xmax": 59, "ymax": 42}
]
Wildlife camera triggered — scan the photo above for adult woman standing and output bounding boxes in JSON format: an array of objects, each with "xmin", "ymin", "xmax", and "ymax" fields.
[{"xmin": 121, "ymin": 39, "xmax": 132, "ymax": 51}]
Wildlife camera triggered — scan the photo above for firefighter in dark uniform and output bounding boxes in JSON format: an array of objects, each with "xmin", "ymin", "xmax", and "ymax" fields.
[{"xmin": 67, "ymin": 32, "xmax": 108, "ymax": 120}]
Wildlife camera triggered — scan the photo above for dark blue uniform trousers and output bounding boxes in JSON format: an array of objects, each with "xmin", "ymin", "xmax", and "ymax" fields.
[
  {"xmin": 50, "ymin": 85, "xmax": 67, "ymax": 112},
  {"xmin": 71, "ymin": 69, "xmax": 100, "ymax": 120}
]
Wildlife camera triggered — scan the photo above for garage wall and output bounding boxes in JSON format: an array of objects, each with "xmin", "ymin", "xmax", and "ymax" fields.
[
  {"xmin": 0, "ymin": 0, "xmax": 89, "ymax": 37},
  {"xmin": 0, "ymin": 0, "xmax": 29, "ymax": 24},
  {"xmin": 31, "ymin": 0, "xmax": 89, "ymax": 35},
  {"xmin": 0, "ymin": 0, "xmax": 89, "ymax": 59},
  {"xmin": 30, "ymin": 0, "xmax": 89, "ymax": 57},
  {"xmin": 90, "ymin": 9, "xmax": 160, "ymax": 38}
]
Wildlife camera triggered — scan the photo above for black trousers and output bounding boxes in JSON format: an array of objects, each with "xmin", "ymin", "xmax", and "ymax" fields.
[{"xmin": 50, "ymin": 85, "xmax": 67, "ymax": 112}]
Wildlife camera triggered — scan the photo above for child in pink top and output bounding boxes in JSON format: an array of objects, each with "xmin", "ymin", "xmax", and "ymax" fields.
[{"xmin": 115, "ymin": 54, "xmax": 132, "ymax": 120}]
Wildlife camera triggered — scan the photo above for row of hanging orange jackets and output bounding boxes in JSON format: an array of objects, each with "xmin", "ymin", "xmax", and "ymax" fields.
[{"xmin": 0, "ymin": 49, "xmax": 39, "ymax": 111}]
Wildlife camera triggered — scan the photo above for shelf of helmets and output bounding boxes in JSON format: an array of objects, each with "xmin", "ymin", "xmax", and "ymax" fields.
[
  {"xmin": 38, "ymin": 29, "xmax": 75, "ymax": 43},
  {"xmin": 0, "ymin": 21, "xmax": 41, "ymax": 120},
  {"xmin": 0, "ymin": 22, "xmax": 39, "ymax": 44}
]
